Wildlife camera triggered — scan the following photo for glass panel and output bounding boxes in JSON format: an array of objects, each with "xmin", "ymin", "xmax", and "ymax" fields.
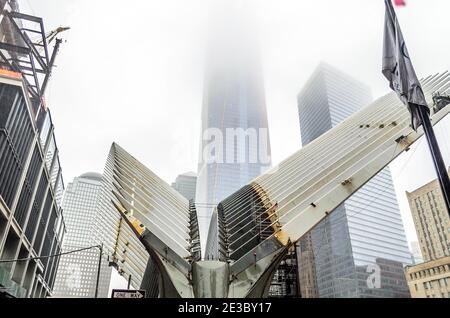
[
  {"xmin": 54, "ymin": 173, "xmax": 64, "ymax": 207},
  {"xmin": 39, "ymin": 112, "xmax": 51, "ymax": 150},
  {"xmin": 50, "ymin": 157, "xmax": 60, "ymax": 189},
  {"xmin": 45, "ymin": 135, "xmax": 56, "ymax": 172}
]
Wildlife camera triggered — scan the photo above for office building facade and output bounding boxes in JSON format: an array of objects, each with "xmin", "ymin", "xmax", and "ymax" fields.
[
  {"xmin": 171, "ymin": 172, "xmax": 197, "ymax": 201},
  {"xmin": 297, "ymin": 236, "xmax": 319, "ymax": 298},
  {"xmin": 406, "ymin": 174, "xmax": 450, "ymax": 262},
  {"xmin": 0, "ymin": 73, "xmax": 65, "ymax": 298},
  {"xmin": 405, "ymin": 256, "xmax": 450, "ymax": 298},
  {"xmin": 52, "ymin": 173, "xmax": 112, "ymax": 298},
  {"xmin": 405, "ymin": 173, "xmax": 450, "ymax": 297},
  {"xmin": 297, "ymin": 62, "xmax": 411, "ymax": 298}
]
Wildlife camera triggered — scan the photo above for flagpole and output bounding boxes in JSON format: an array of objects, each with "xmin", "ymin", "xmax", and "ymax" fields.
[
  {"xmin": 382, "ymin": 0, "xmax": 450, "ymax": 214},
  {"xmin": 415, "ymin": 104, "xmax": 450, "ymax": 215}
]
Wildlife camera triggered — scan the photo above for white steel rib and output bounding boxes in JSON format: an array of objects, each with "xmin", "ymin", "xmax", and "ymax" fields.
[
  {"xmin": 96, "ymin": 143, "xmax": 199, "ymax": 289},
  {"xmin": 220, "ymin": 72, "xmax": 450, "ymax": 273}
]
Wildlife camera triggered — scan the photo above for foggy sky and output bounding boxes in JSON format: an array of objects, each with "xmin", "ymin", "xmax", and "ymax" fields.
[{"xmin": 18, "ymin": 0, "xmax": 450, "ymax": 277}]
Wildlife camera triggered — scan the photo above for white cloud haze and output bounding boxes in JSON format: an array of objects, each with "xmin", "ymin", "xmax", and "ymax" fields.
[{"xmin": 19, "ymin": 0, "xmax": 450, "ymax": 258}]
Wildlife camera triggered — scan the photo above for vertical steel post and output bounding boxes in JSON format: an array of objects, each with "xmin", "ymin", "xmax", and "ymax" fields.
[
  {"xmin": 40, "ymin": 38, "xmax": 62, "ymax": 98},
  {"xmin": 94, "ymin": 244, "xmax": 103, "ymax": 298}
]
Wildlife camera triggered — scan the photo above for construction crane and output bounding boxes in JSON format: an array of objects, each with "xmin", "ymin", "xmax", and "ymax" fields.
[
  {"xmin": 35, "ymin": 26, "xmax": 70, "ymax": 47},
  {"xmin": 36, "ymin": 26, "xmax": 69, "ymax": 99},
  {"xmin": 46, "ymin": 26, "xmax": 69, "ymax": 44},
  {"xmin": 44, "ymin": 26, "xmax": 69, "ymax": 44}
]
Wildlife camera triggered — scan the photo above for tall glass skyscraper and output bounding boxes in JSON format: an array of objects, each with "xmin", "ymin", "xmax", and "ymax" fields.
[
  {"xmin": 52, "ymin": 173, "xmax": 112, "ymax": 298},
  {"xmin": 297, "ymin": 62, "xmax": 411, "ymax": 298},
  {"xmin": 171, "ymin": 172, "xmax": 197, "ymax": 201},
  {"xmin": 196, "ymin": 1, "xmax": 271, "ymax": 250}
]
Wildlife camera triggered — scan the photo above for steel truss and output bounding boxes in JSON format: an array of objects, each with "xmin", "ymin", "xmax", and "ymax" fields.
[{"xmin": 0, "ymin": 6, "xmax": 61, "ymax": 115}]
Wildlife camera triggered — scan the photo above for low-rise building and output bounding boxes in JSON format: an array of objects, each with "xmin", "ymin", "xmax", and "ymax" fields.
[
  {"xmin": 405, "ymin": 256, "xmax": 450, "ymax": 298},
  {"xmin": 406, "ymin": 174, "xmax": 450, "ymax": 262},
  {"xmin": 405, "ymin": 172, "xmax": 450, "ymax": 298}
]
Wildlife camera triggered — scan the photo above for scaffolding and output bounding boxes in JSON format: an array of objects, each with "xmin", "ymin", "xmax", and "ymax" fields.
[
  {"xmin": 268, "ymin": 246, "xmax": 300, "ymax": 298},
  {"xmin": 0, "ymin": 2, "xmax": 61, "ymax": 118}
]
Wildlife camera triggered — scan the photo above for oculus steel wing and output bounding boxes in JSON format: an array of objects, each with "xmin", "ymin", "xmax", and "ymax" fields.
[{"xmin": 100, "ymin": 72, "xmax": 450, "ymax": 298}]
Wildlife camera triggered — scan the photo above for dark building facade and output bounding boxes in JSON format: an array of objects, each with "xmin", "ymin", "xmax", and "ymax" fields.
[
  {"xmin": 0, "ymin": 71, "xmax": 65, "ymax": 298},
  {"xmin": 0, "ymin": 2, "xmax": 65, "ymax": 298}
]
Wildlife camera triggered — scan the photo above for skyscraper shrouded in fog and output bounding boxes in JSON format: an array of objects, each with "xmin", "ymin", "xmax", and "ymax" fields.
[
  {"xmin": 196, "ymin": 0, "xmax": 271, "ymax": 252},
  {"xmin": 297, "ymin": 62, "xmax": 411, "ymax": 298},
  {"xmin": 52, "ymin": 173, "xmax": 112, "ymax": 298}
]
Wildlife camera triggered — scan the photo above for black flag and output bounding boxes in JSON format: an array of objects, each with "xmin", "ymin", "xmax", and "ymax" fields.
[{"xmin": 382, "ymin": 0, "xmax": 428, "ymax": 130}]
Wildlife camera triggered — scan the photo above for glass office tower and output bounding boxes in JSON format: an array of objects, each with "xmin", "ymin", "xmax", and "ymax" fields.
[
  {"xmin": 196, "ymin": 1, "xmax": 271, "ymax": 250},
  {"xmin": 52, "ymin": 173, "xmax": 112, "ymax": 298},
  {"xmin": 171, "ymin": 172, "xmax": 197, "ymax": 201},
  {"xmin": 297, "ymin": 62, "xmax": 411, "ymax": 298}
]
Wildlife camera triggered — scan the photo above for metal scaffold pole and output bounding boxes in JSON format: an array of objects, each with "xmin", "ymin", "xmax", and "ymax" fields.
[{"xmin": 94, "ymin": 244, "xmax": 103, "ymax": 299}]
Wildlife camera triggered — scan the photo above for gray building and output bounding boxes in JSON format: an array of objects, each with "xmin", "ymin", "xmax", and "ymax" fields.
[
  {"xmin": 297, "ymin": 62, "xmax": 411, "ymax": 298},
  {"xmin": 196, "ymin": 1, "xmax": 271, "ymax": 251},
  {"xmin": 52, "ymin": 173, "xmax": 112, "ymax": 298},
  {"xmin": 171, "ymin": 172, "xmax": 197, "ymax": 201}
]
